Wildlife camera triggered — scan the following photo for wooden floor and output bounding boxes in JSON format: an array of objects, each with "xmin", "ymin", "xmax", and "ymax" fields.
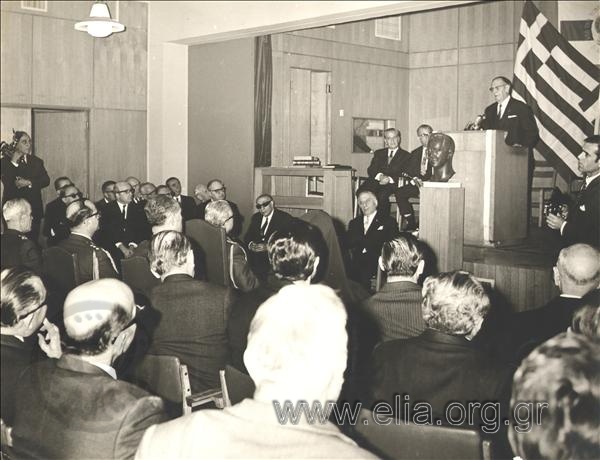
[{"xmin": 463, "ymin": 225, "xmax": 562, "ymax": 313}]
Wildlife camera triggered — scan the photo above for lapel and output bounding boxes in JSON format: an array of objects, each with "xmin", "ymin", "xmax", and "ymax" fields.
[
  {"xmin": 365, "ymin": 212, "xmax": 382, "ymax": 236},
  {"xmin": 500, "ymin": 97, "xmax": 514, "ymax": 121}
]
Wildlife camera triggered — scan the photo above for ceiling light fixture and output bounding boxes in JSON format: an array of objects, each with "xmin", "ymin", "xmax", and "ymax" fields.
[{"xmin": 74, "ymin": 1, "xmax": 125, "ymax": 38}]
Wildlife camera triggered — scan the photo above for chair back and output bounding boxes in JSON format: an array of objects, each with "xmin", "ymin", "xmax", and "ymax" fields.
[
  {"xmin": 130, "ymin": 354, "xmax": 192, "ymax": 417},
  {"xmin": 220, "ymin": 365, "xmax": 255, "ymax": 407},
  {"xmin": 185, "ymin": 219, "xmax": 229, "ymax": 286},
  {"xmin": 121, "ymin": 256, "xmax": 159, "ymax": 297},
  {"xmin": 355, "ymin": 409, "xmax": 492, "ymax": 460},
  {"xmin": 42, "ymin": 246, "xmax": 79, "ymax": 292}
]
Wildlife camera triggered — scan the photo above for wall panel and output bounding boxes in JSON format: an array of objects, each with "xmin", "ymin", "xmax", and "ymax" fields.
[
  {"xmin": 408, "ymin": 7, "xmax": 458, "ymax": 52},
  {"xmin": 32, "ymin": 15, "xmax": 93, "ymax": 107},
  {"xmin": 458, "ymin": 1, "xmax": 515, "ymax": 48},
  {"xmin": 1, "ymin": 12, "xmax": 32, "ymax": 105}
]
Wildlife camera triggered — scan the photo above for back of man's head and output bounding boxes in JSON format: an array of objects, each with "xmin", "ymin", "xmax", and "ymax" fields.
[
  {"xmin": 555, "ymin": 244, "xmax": 600, "ymax": 297},
  {"xmin": 63, "ymin": 279, "xmax": 136, "ymax": 359},
  {"xmin": 509, "ymin": 333, "xmax": 600, "ymax": 460},
  {"xmin": 244, "ymin": 284, "xmax": 347, "ymax": 405},
  {"xmin": 144, "ymin": 195, "xmax": 182, "ymax": 231},
  {"xmin": 65, "ymin": 199, "xmax": 98, "ymax": 233},
  {"xmin": 54, "ymin": 176, "xmax": 72, "ymax": 192},
  {"xmin": 380, "ymin": 234, "xmax": 424, "ymax": 279},
  {"xmin": 267, "ymin": 220, "xmax": 320, "ymax": 282},
  {"xmin": 2, "ymin": 198, "xmax": 31, "ymax": 231}
]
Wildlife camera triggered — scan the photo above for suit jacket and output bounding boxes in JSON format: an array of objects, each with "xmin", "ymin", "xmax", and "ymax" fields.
[
  {"xmin": 482, "ymin": 97, "xmax": 539, "ymax": 148},
  {"xmin": 135, "ymin": 398, "xmax": 376, "ymax": 459},
  {"xmin": 0, "ymin": 228, "xmax": 42, "ymax": 273},
  {"xmin": 370, "ymin": 329, "xmax": 513, "ymax": 432},
  {"xmin": 347, "ymin": 211, "xmax": 399, "ymax": 283},
  {"xmin": 12, "ymin": 354, "xmax": 167, "ymax": 460},
  {"xmin": 95, "ymin": 198, "xmax": 111, "ymax": 215},
  {"xmin": 173, "ymin": 194, "xmax": 196, "ymax": 221},
  {"xmin": 228, "ymin": 238, "xmax": 260, "ymax": 293},
  {"xmin": 58, "ymin": 233, "xmax": 118, "ymax": 283},
  {"xmin": 563, "ymin": 176, "xmax": 599, "ymax": 247},
  {"xmin": 43, "ymin": 198, "xmax": 70, "ymax": 245},
  {"xmin": 148, "ymin": 274, "xmax": 231, "ymax": 392},
  {"xmin": 0, "ymin": 154, "xmax": 50, "ymax": 218},
  {"xmin": 366, "ymin": 147, "xmax": 413, "ymax": 183},
  {"xmin": 244, "ymin": 208, "xmax": 293, "ymax": 245},
  {"xmin": 100, "ymin": 200, "xmax": 150, "ymax": 253},
  {"xmin": 197, "ymin": 199, "xmax": 244, "ymax": 236}
]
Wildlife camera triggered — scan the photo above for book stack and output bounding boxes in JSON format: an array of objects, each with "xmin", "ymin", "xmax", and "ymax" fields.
[{"xmin": 292, "ymin": 156, "xmax": 321, "ymax": 167}]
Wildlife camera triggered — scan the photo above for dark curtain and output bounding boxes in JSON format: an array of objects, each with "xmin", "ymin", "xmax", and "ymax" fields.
[{"xmin": 254, "ymin": 35, "xmax": 272, "ymax": 167}]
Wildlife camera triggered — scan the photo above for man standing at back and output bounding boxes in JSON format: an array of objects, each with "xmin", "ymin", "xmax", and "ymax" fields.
[{"xmin": 11, "ymin": 279, "xmax": 167, "ymax": 459}]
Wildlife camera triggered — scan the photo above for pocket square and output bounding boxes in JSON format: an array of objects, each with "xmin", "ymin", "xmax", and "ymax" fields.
[
  {"xmin": 377, "ymin": 225, "xmax": 384, "ymax": 230},
  {"xmin": 507, "ymin": 114, "xmax": 517, "ymax": 119}
]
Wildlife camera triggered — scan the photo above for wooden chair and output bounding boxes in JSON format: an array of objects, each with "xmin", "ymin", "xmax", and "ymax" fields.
[
  {"xmin": 42, "ymin": 246, "xmax": 79, "ymax": 292},
  {"xmin": 355, "ymin": 409, "xmax": 492, "ymax": 460},
  {"xmin": 121, "ymin": 256, "xmax": 159, "ymax": 297},
  {"xmin": 130, "ymin": 354, "xmax": 223, "ymax": 418},
  {"xmin": 185, "ymin": 219, "xmax": 229, "ymax": 287},
  {"xmin": 218, "ymin": 365, "xmax": 255, "ymax": 407}
]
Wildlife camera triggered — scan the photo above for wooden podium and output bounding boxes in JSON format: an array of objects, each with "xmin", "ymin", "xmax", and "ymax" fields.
[
  {"xmin": 444, "ymin": 130, "xmax": 528, "ymax": 246},
  {"xmin": 254, "ymin": 167, "xmax": 354, "ymax": 223}
]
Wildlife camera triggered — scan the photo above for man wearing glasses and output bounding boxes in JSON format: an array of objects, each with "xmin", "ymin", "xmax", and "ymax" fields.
[
  {"xmin": 244, "ymin": 194, "xmax": 293, "ymax": 278},
  {"xmin": 100, "ymin": 181, "xmax": 149, "ymax": 262},
  {"xmin": 43, "ymin": 183, "xmax": 81, "ymax": 246},
  {"xmin": 197, "ymin": 179, "xmax": 243, "ymax": 236},
  {"xmin": 59, "ymin": 199, "xmax": 118, "ymax": 283}
]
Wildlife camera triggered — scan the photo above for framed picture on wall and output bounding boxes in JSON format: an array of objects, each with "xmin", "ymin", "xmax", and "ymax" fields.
[{"xmin": 352, "ymin": 118, "xmax": 396, "ymax": 153}]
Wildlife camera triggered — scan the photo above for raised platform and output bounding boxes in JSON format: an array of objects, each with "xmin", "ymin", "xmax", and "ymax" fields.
[{"xmin": 462, "ymin": 225, "xmax": 561, "ymax": 313}]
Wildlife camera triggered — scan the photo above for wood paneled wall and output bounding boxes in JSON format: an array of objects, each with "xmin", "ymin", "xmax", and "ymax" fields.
[{"xmin": 0, "ymin": 1, "xmax": 147, "ymax": 201}]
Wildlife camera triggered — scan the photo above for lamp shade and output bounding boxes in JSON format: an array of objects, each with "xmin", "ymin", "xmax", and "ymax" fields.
[{"xmin": 74, "ymin": 2, "xmax": 125, "ymax": 38}]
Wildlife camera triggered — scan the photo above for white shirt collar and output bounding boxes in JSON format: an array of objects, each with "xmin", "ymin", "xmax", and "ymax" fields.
[
  {"xmin": 585, "ymin": 170, "xmax": 600, "ymax": 186},
  {"xmin": 90, "ymin": 362, "xmax": 117, "ymax": 379},
  {"xmin": 498, "ymin": 96, "xmax": 510, "ymax": 115}
]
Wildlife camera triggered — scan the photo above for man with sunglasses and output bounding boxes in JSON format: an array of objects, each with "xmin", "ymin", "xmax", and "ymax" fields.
[
  {"xmin": 43, "ymin": 183, "xmax": 81, "ymax": 246},
  {"xmin": 42, "ymin": 176, "xmax": 72, "ymax": 244},
  {"xmin": 11, "ymin": 279, "xmax": 167, "ymax": 459},
  {"xmin": 244, "ymin": 194, "xmax": 292, "ymax": 278},
  {"xmin": 197, "ymin": 179, "xmax": 243, "ymax": 236},
  {"xmin": 100, "ymin": 180, "xmax": 150, "ymax": 262},
  {"xmin": 58, "ymin": 199, "xmax": 118, "ymax": 283}
]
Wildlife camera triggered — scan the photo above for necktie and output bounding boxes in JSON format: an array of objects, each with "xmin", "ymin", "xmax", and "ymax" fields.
[
  {"xmin": 497, "ymin": 103, "xmax": 502, "ymax": 118},
  {"xmin": 363, "ymin": 216, "xmax": 370, "ymax": 234},
  {"xmin": 121, "ymin": 204, "xmax": 126, "ymax": 221},
  {"xmin": 260, "ymin": 218, "xmax": 268, "ymax": 238}
]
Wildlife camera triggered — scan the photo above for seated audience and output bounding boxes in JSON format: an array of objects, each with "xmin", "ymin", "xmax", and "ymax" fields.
[
  {"xmin": 166, "ymin": 176, "xmax": 196, "ymax": 221},
  {"xmin": 139, "ymin": 182, "xmax": 157, "ymax": 204},
  {"xmin": 229, "ymin": 220, "xmax": 320, "ymax": 372},
  {"xmin": 205, "ymin": 200, "xmax": 259, "ymax": 293},
  {"xmin": 370, "ymin": 271, "xmax": 513, "ymax": 452},
  {"xmin": 95, "ymin": 179, "xmax": 116, "ymax": 214},
  {"xmin": 1, "ymin": 198, "xmax": 42, "ymax": 274},
  {"xmin": 148, "ymin": 231, "xmax": 230, "ymax": 393},
  {"xmin": 126, "ymin": 176, "xmax": 142, "ymax": 204},
  {"xmin": 11, "ymin": 279, "xmax": 167, "ymax": 459},
  {"xmin": 570, "ymin": 289, "xmax": 600, "ymax": 341},
  {"xmin": 198, "ymin": 179, "xmax": 243, "ymax": 236},
  {"xmin": 156, "ymin": 185, "xmax": 170, "ymax": 195},
  {"xmin": 58, "ymin": 199, "xmax": 118, "ymax": 283},
  {"xmin": 505, "ymin": 243, "xmax": 600, "ymax": 361},
  {"xmin": 360, "ymin": 234, "xmax": 427, "ymax": 346},
  {"xmin": 42, "ymin": 176, "xmax": 72, "ymax": 244},
  {"xmin": 244, "ymin": 193, "xmax": 293, "ymax": 279},
  {"xmin": 136, "ymin": 284, "xmax": 376, "ymax": 459},
  {"xmin": 1, "ymin": 267, "xmax": 61, "ymax": 426},
  {"xmin": 43, "ymin": 183, "xmax": 81, "ymax": 246},
  {"xmin": 509, "ymin": 333, "xmax": 600, "ymax": 460},
  {"xmin": 193, "ymin": 183, "xmax": 211, "ymax": 205},
  {"xmin": 347, "ymin": 190, "xmax": 399, "ymax": 291}
]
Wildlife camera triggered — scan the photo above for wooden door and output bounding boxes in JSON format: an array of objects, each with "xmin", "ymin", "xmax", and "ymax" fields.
[{"xmin": 33, "ymin": 109, "xmax": 89, "ymax": 207}]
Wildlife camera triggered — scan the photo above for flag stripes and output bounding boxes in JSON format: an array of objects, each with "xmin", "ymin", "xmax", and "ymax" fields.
[{"xmin": 512, "ymin": 0, "xmax": 599, "ymax": 177}]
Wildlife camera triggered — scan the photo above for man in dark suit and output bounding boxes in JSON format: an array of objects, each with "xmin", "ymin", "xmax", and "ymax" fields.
[
  {"xmin": 59, "ymin": 199, "xmax": 118, "ymax": 283},
  {"xmin": 100, "ymin": 180, "xmax": 150, "ymax": 262},
  {"xmin": 0, "ymin": 131, "xmax": 50, "ymax": 241},
  {"xmin": 347, "ymin": 190, "xmax": 399, "ymax": 291},
  {"xmin": 1, "ymin": 199, "xmax": 42, "ymax": 274},
  {"xmin": 547, "ymin": 135, "xmax": 599, "ymax": 248},
  {"xmin": 42, "ymin": 176, "xmax": 72, "ymax": 244},
  {"xmin": 148, "ymin": 231, "xmax": 231, "ymax": 393},
  {"xmin": 166, "ymin": 176, "xmax": 196, "ymax": 222},
  {"xmin": 501, "ymin": 243, "xmax": 600, "ymax": 363},
  {"xmin": 11, "ymin": 279, "xmax": 167, "ymax": 459},
  {"xmin": 410, "ymin": 124, "xmax": 434, "ymax": 181},
  {"xmin": 370, "ymin": 271, "xmax": 513, "ymax": 456},
  {"xmin": 43, "ymin": 183, "xmax": 81, "ymax": 246},
  {"xmin": 358, "ymin": 128, "xmax": 417, "ymax": 229},
  {"xmin": 95, "ymin": 180, "xmax": 116, "ymax": 214},
  {"xmin": 244, "ymin": 194, "xmax": 293, "ymax": 278},
  {"xmin": 197, "ymin": 179, "xmax": 243, "ymax": 236}
]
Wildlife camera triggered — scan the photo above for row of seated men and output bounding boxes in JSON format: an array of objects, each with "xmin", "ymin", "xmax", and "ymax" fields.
[{"xmin": 2, "ymin": 217, "xmax": 599, "ymax": 458}]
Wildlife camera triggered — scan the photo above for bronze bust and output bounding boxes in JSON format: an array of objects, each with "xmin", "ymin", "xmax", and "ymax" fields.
[{"xmin": 427, "ymin": 133, "xmax": 455, "ymax": 182}]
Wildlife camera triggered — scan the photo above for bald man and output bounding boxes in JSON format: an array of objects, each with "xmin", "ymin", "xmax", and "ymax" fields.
[
  {"xmin": 11, "ymin": 279, "xmax": 167, "ymax": 459},
  {"xmin": 504, "ymin": 244, "xmax": 600, "ymax": 361}
]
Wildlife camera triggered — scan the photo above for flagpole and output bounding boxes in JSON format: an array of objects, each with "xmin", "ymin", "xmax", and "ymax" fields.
[{"xmin": 595, "ymin": 93, "xmax": 599, "ymax": 135}]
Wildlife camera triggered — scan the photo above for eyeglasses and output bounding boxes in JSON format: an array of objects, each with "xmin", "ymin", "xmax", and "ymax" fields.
[
  {"xmin": 256, "ymin": 200, "xmax": 272, "ymax": 209},
  {"xmin": 209, "ymin": 187, "xmax": 226, "ymax": 193},
  {"xmin": 116, "ymin": 188, "xmax": 134, "ymax": 194},
  {"xmin": 224, "ymin": 215, "xmax": 234, "ymax": 224},
  {"xmin": 63, "ymin": 192, "xmax": 82, "ymax": 199},
  {"xmin": 489, "ymin": 84, "xmax": 508, "ymax": 92},
  {"xmin": 16, "ymin": 303, "xmax": 46, "ymax": 323},
  {"xmin": 88, "ymin": 211, "xmax": 100, "ymax": 219}
]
